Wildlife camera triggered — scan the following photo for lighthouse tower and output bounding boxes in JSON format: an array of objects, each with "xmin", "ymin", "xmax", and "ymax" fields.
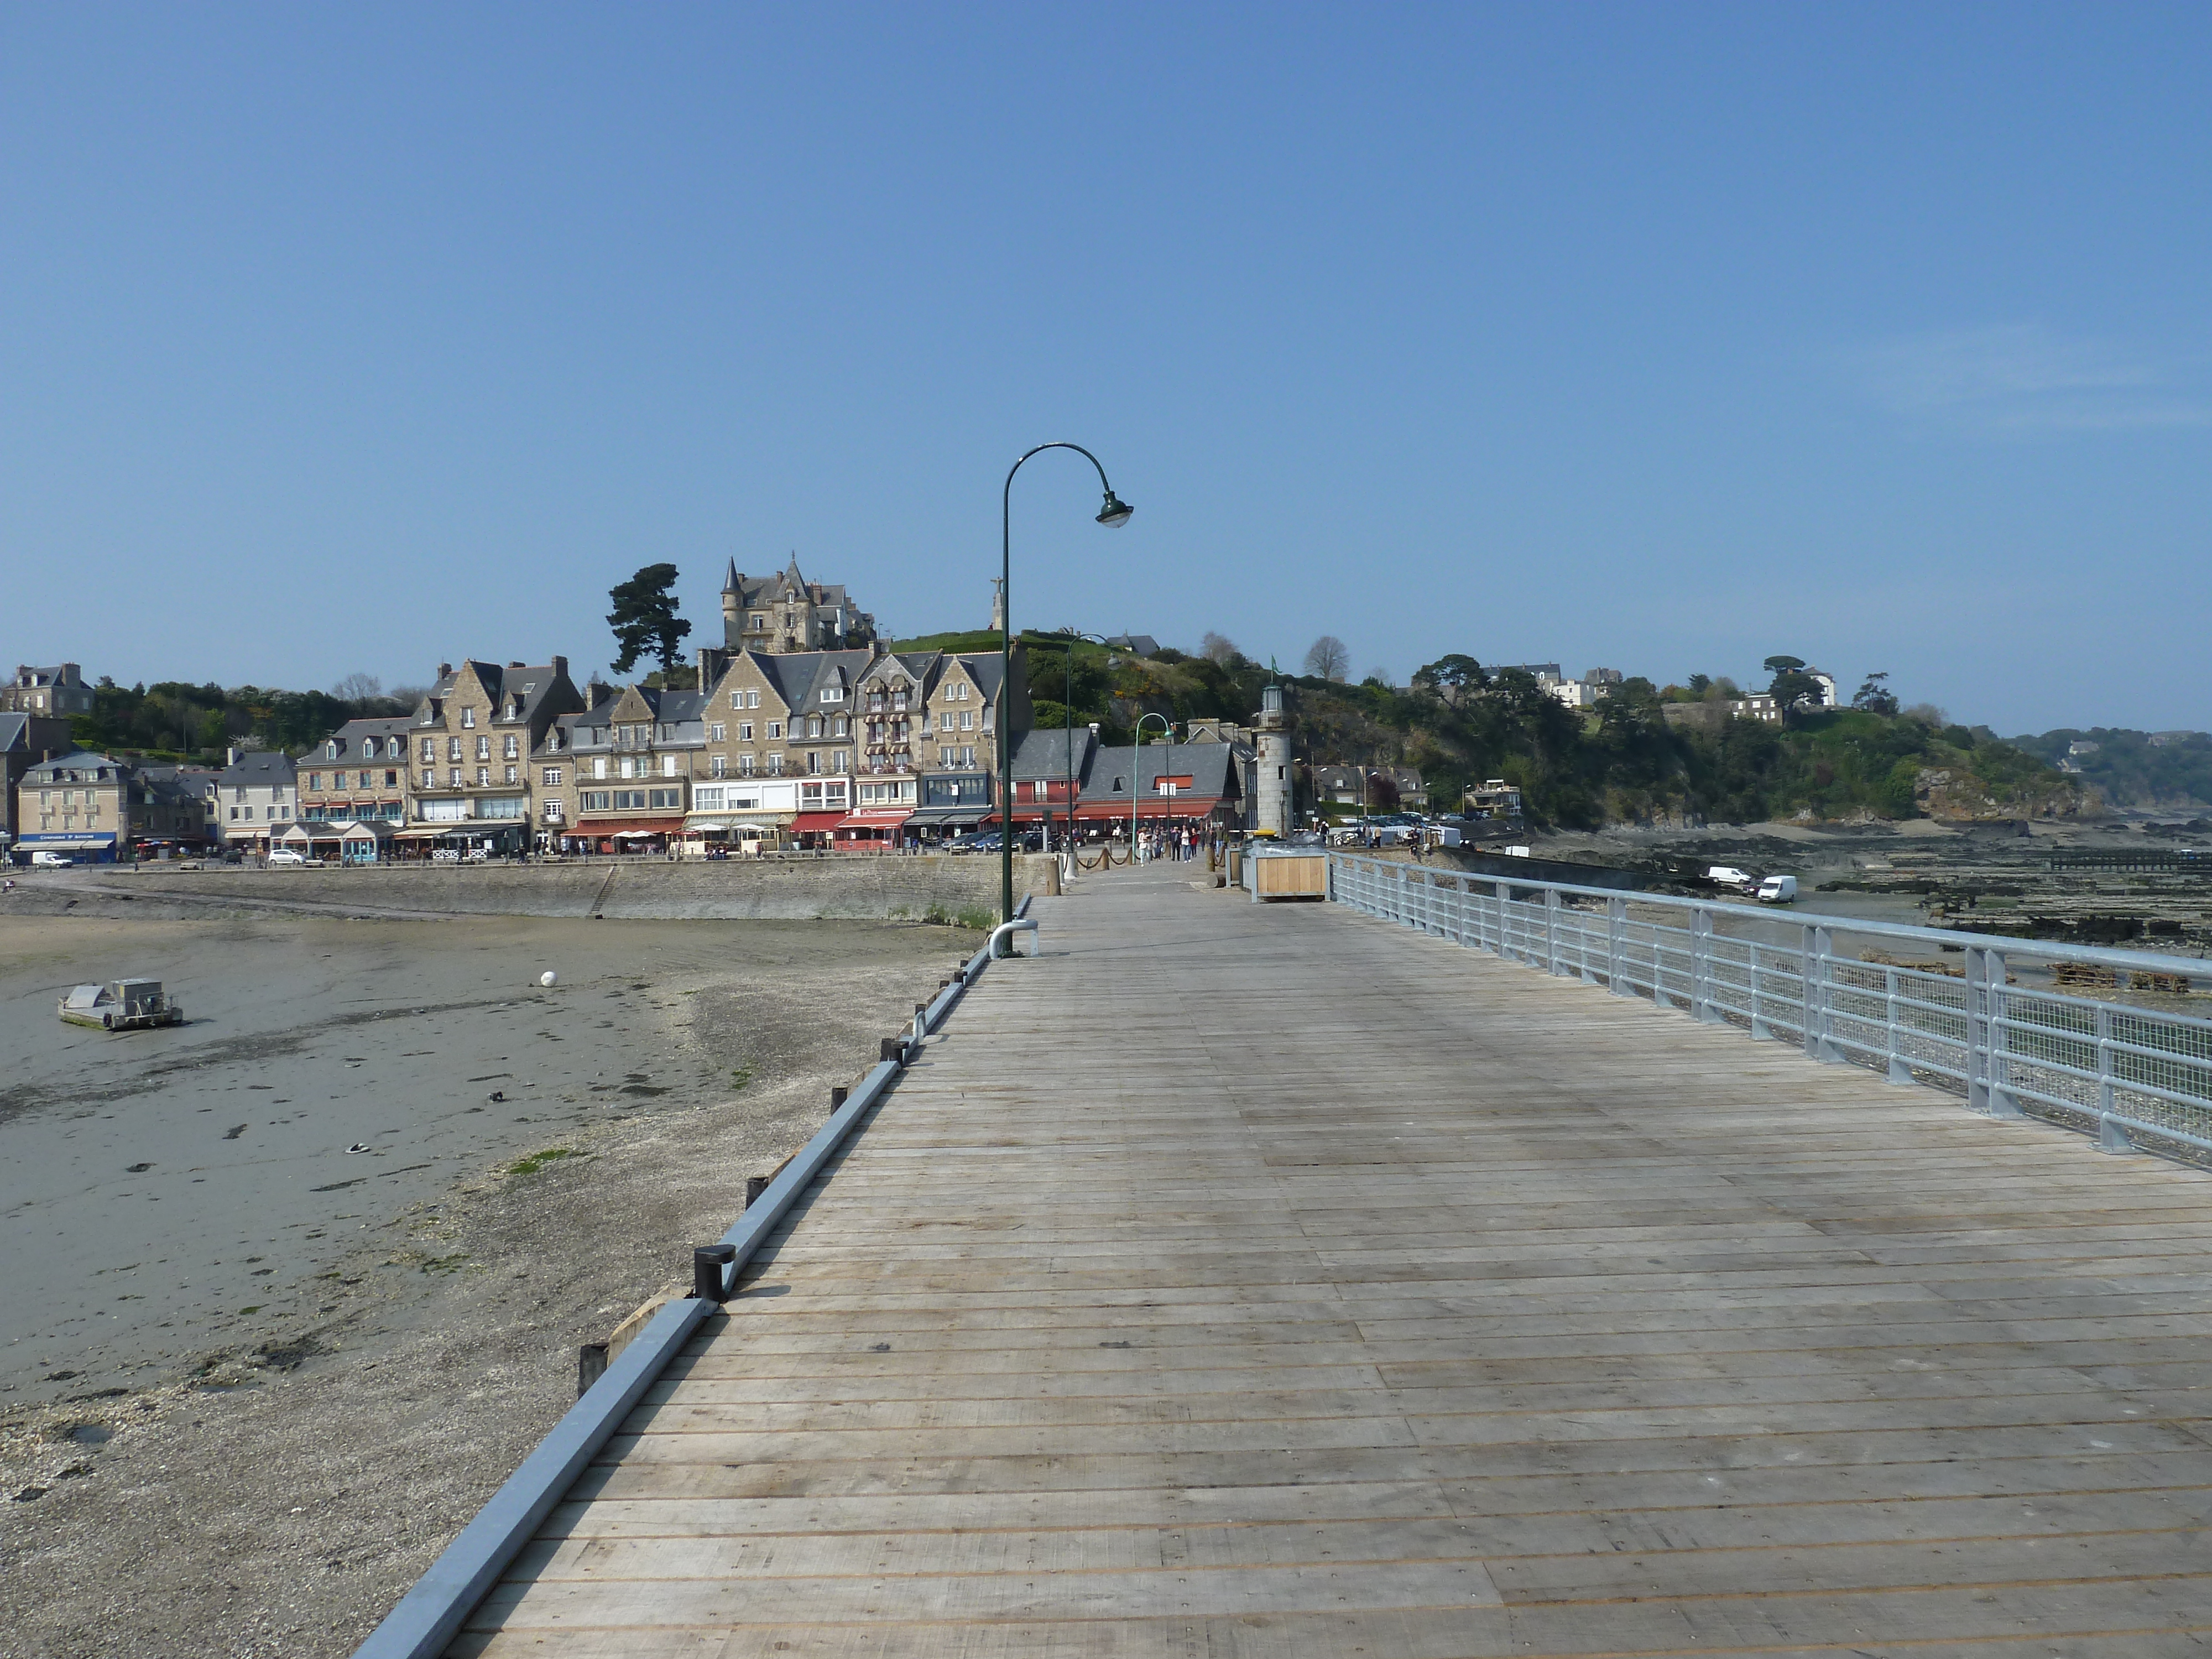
[{"xmin": 1254, "ymin": 682, "xmax": 1292, "ymax": 837}]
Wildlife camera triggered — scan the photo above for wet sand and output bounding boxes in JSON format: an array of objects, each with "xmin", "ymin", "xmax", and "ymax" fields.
[{"xmin": 0, "ymin": 906, "xmax": 968, "ymax": 1658}]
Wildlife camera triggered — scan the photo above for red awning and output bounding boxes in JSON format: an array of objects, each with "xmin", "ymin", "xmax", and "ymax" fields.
[
  {"xmin": 1071, "ymin": 798, "xmax": 1217, "ymax": 821},
  {"xmin": 572, "ymin": 817, "xmax": 686, "ymax": 836},
  {"xmin": 836, "ymin": 809, "xmax": 913, "ymax": 830},
  {"xmin": 791, "ymin": 811, "xmax": 846, "ymax": 833}
]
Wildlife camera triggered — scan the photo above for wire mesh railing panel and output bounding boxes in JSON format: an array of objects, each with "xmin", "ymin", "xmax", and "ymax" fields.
[{"xmin": 1323, "ymin": 851, "xmax": 2212, "ymax": 1166}]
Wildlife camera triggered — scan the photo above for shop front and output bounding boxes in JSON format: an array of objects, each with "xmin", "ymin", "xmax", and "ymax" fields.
[
  {"xmin": 566, "ymin": 816, "xmax": 686, "ymax": 855},
  {"xmin": 15, "ymin": 830, "xmax": 119, "ymax": 865},
  {"xmin": 831, "ymin": 807, "xmax": 912, "ymax": 853},
  {"xmin": 789, "ymin": 810, "xmax": 845, "ymax": 851}
]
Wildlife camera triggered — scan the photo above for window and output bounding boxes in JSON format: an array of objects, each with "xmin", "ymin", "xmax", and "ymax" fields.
[
  {"xmin": 307, "ymin": 773, "xmax": 323, "ymax": 791},
  {"xmin": 767, "ymin": 752, "xmax": 784, "ymax": 775},
  {"xmin": 739, "ymin": 753, "xmax": 756, "ymax": 776},
  {"xmin": 962, "ymin": 747, "xmax": 975, "ymax": 768},
  {"xmin": 592, "ymin": 757, "xmax": 608, "ymax": 779},
  {"xmin": 648, "ymin": 787, "xmax": 681, "ymax": 809},
  {"xmin": 542, "ymin": 801, "xmax": 565, "ymax": 823},
  {"xmin": 981, "ymin": 707, "xmax": 994, "ymax": 731},
  {"xmin": 693, "ymin": 784, "xmax": 724, "ymax": 810},
  {"xmin": 477, "ymin": 767, "xmax": 491, "ymax": 787},
  {"xmin": 326, "ymin": 742, "xmax": 340, "ymax": 760},
  {"xmin": 384, "ymin": 770, "xmax": 399, "ymax": 788},
  {"xmin": 503, "ymin": 735, "xmax": 518, "ymax": 760},
  {"xmin": 448, "ymin": 768, "xmax": 462, "ymax": 788},
  {"xmin": 833, "ymin": 750, "xmax": 849, "ymax": 773},
  {"xmin": 748, "ymin": 690, "xmax": 761, "ymax": 707},
  {"xmin": 421, "ymin": 738, "xmax": 436, "ymax": 765},
  {"xmin": 710, "ymin": 754, "xmax": 727, "ymax": 778},
  {"xmin": 807, "ymin": 716, "xmax": 823, "ymax": 738},
  {"xmin": 447, "ymin": 736, "xmax": 462, "ymax": 762},
  {"xmin": 709, "ymin": 723, "xmax": 726, "ymax": 742},
  {"xmin": 821, "ymin": 686, "xmax": 843, "ymax": 703},
  {"xmin": 619, "ymin": 755, "xmax": 638, "ymax": 779},
  {"xmin": 613, "ymin": 789, "xmax": 648, "ymax": 810},
  {"xmin": 420, "ymin": 770, "xmax": 435, "ymax": 789},
  {"xmin": 364, "ymin": 737, "xmax": 380, "ymax": 759},
  {"xmin": 461, "ymin": 707, "xmax": 476, "ymax": 728},
  {"xmin": 661, "ymin": 755, "xmax": 679, "ymax": 778},
  {"xmin": 738, "ymin": 722, "xmax": 753, "ymax": 742},
  {"xmin": 767, "ymin": 721, "xmax": 782, "ymax": 739},
  {"xmin": 750, "ymin": 613, "xmax": 765, "ymax": 628},
  {"xmin": 831, "ymin": 714, "xmax": 849, "ymax": 737},
  {"xmin": 580, "ymin": 790, "xmax": 612, "ymax": 811},
  {"xmin": 543, "ymin": 766, "xmax": 564, "ymax": 786},
  {"xmin": 806, "ymin": 752, "xmax": 820, "ymax": 775},
  {"xmin": 959, "ymin": 709, "xmax": 973, "ymax": 731},
  {"xmin": 504, "ymin": 765, "xmax": 518, "ymax": 784}
]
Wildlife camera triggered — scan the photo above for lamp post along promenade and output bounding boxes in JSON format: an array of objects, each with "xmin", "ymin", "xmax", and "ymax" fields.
[{"xmin": 999, "ymin": 445, "xmax": 1131, "ymax": 923}]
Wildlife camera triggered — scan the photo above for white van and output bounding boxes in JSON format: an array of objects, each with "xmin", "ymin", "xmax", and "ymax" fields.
[
  {"xmin": 1706, "ymin": 865, "xmax": 1754, "ymax": 889},
  {"xmin": 1755, "ymin": 874, "xmax": 1799, "ymax": 904},
  {"xmin": 30, "ymin": 849, "xmax": 71, "ymax": 868}
]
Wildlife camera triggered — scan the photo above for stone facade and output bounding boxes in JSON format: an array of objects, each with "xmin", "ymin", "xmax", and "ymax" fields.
[
  {"xmin": 2, "ymin": 664, "xmax": 95, "ymax": 717},
  {"xmin": 217, "ymin": 750, "xmax": 299, "ymax": 849},
  {"xmin": 718, "ymin": 557, "xmax": 875, "ymax": 656},
  {"xmin": 298, "ymin": 717, "xmax": 414, "ymax": 827},
  {"xmin": 403, "ymin": 658, "xmax": 583, "ymax": 851}
]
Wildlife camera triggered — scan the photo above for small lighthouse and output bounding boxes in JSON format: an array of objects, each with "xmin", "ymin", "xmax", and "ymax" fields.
[{"xmin": 1254, "ymin": 682, "xmax": 1292, "ymax": 837}]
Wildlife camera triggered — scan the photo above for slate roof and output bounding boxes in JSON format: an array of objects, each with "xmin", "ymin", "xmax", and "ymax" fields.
[
  {"xmin": 0, "ymin": 713, "xmax": 31, "ymax": 753},
  {"xmin": 218, "ymin": 751, "xmax": 298, "ymax": 791},
  {"xmin": 24, "ymin": 749, "xmax": 132, "ymax": 784},
  {"xmin": 1081, "ymin": 743, "xmax": 1239, "ymax": 802},
  {"xmin": 755, "ymin": 649, "xmax": 876, "ymax": 711},
  {"xmin": 722, "ymin": 556, "xmax": 855, "ymax": 613},
  {"xmin": 316, "ymin": 716, "xmax": 415, "ymax": 761},
  {"xmin": 1009, "ymin": 726, "xmax": 1098, "ymax": 785},
  {"xmin": 418, "ymin": 660, "xmax": 572, "ymax": 726},
  {"xmin": 1104, "ymin": 635, "xmax": 1160, "ymax": 659}
]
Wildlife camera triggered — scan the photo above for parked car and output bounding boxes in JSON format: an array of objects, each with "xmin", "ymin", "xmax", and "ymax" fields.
[
  {"xmin": 30, "ymin": 849, "xmax": 71, "ymax": 868},
  {"xmin": 1755, "ymin": 874, "xmax": 1799, "ymax": 904},
  {"xmin": 268, "ymin": 848, "xmax": 312, "ymax": 867}
]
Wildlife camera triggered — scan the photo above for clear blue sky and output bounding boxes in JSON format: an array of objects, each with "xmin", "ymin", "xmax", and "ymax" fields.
[{"xmin": 4, "ymin": 4, "xmax": 2206, "ymax": 734}]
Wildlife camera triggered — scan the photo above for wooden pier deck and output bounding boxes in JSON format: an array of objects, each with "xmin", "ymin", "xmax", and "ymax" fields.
[{"xmin": 452, "ymin": 864, "xmax": 2212, "ymax": 1657}]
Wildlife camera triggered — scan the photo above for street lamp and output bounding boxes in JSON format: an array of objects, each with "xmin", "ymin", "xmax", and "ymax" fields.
[
  {"xmin": 1132, "ymin": 711, "xmax": 1174, "ymax": 864},
  {"xmin": 999, "ymin": 444, "xmax": 1132, "ymax": 924}
]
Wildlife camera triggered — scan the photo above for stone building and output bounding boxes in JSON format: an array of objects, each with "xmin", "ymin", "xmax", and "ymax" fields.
[
  {"xmin": 298, "ymin": 717, "xmax": 414, "ymax": 827},
  {"xmin": 546, "ymin": 681, "xmax": 708, "ymax": 853},
  {"xmin": 2, "ymin": 712, "xmax": 76, "ymax": 854},
  {"xmin": 2, "ymin": 664, "xmax": 95, "ymax": 717},
  {"xmin": 17, "ymin": 749, "xmax": 201, "ymax": 863},
  {"xmin": 716, "ymin": 557, "xmax": 875, "ymax": 658},
  {"xmin": 401, "ymin": 658, "xmax": 584, "ymax": 856}
]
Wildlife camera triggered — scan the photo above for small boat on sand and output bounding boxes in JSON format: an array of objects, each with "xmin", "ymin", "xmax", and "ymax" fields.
[{"xmin": 59, "ymin": 979, "xmax": 184, "ymax": 1031}]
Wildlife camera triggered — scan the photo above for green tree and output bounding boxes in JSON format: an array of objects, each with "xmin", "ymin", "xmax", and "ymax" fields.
[{"xmin": 607, "ymin": 564, "xmax": 692, "ymax": 676}]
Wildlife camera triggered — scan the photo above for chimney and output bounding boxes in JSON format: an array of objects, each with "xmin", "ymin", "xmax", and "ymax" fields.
[
  {"xmin": 226, "ymin": 746, "xmax": 239, "ymax": 766},
  {"xmin": 508, "ymin": 660, "xmax": 525, "ymax": 669},
  {"xmin": 551, "ymin": 655, "xmax": 568, "ymax": 680},
  {"xmin": 437, "ymin": 662, "xmax": 453, "ymax": 680}
]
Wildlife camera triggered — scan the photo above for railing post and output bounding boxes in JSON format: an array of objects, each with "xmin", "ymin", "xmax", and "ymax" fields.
[
  {"xmin": 1456, "ymin": 876, "xmax": 1471, "ymax": 947},
  {"xmin": 1607, "ymin": 896, "xmax": 1628, "ymax": 996},
  {"xmin": 1396, "ymin": 861, "xmax": 1408, "ymax": 926},
  {"xmin": 1544, "ymin": 886, "xmax": 1561, "ymax": 975},
  {"xmin": 2094, "ymin": 1003, "xmax": 2133, "ymax": 1152},
  {"xmin": 1495, "ymin": 881, "xmax": 1511, "ymax": 960},
  {"xmin": 1799, "ymin": 924, "xmax": 1822, "ymax": 1059},
  {"xmin": 1750, "ymin": 942, "xmax": 1772, "ymax": 1040},
  {"xmin": 1965, "ymin": 946, "xmax": 2022, "ymax": 1117},
  {"xmin": 1884, "ymin": 966, "xmax": 1913, "ymax": 1083},
  {"xmin": 1691, "ymin": 909, "xmax": 1722, "ymax": 1022}
]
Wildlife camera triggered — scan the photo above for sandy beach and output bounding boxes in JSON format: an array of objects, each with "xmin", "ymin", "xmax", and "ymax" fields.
[{"xmin": 0, "ymin": 902, "xmax": 969, "ymax": 1658}]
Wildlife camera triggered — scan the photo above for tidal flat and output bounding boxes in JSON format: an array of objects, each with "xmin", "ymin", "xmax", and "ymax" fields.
[{"xmin": 0, "ymin": 905, "xmax": 968, "ymax": 1658}]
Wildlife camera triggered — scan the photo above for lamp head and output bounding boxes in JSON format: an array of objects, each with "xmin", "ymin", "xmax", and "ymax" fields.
[{"xmin": 1095, "ymin": 491, "xmax": 1134, "ymax": 529}]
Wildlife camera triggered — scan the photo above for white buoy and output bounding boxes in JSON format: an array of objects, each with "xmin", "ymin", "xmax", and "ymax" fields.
[{"xmin": 540, "ymin": 971, "xmax": 558, "ymax": 988}]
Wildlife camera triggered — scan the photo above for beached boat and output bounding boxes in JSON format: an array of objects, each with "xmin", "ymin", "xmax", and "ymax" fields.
[{"xmin": 59, "ymin": 979, "xmax": 184, "ymax": 1031}]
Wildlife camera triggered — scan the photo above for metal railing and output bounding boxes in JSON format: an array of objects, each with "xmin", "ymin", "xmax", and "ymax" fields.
[{"xmin": 1328, "ymin": 852, "xmax": 2212, "ymax": 1163}]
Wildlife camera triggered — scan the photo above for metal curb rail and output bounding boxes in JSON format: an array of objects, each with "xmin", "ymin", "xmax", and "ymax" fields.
[{"xmin": 352, "ymin": 893, "xmax": 1032, "ymax": 1659}]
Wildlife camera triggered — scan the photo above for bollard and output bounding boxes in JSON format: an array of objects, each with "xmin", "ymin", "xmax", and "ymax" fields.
[
  {"xmin": 830, "ymin": 1085, "xmax": 849, "ymax": 1111},
  {"xmin": 880, "ymin": 1036, "xmax": 906, "ymax": 1065},
  {"xmin": 744, "ymin": 1175, "xmax": 768, "ymax": 1209},
  {"xmin": 693, "ymin": 1243, "xmax": 737, "ymax": 1303},
  {"xmin": 576, "ymin": 1343, "xmax": 608, "ymax": 1397}
]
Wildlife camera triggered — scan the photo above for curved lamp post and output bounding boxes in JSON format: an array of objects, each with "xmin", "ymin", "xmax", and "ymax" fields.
[
  {"xmin": 1132, "ymin": 711, "xmax": 1174, "ymax": 864},
  {"xmin": 1000, "ymin": 445, "xmax": 1132, "ymax": 922}
]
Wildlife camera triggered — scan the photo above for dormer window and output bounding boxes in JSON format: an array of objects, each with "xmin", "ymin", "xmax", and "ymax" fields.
[
  {"xmin": 821, "ymin": 686, "xmax": 843, "ymax": 703},
  {"xmin": 461, "ymin": 708, "xmax": 476, "ymax": 728},
  {"xmin": 327, "ymin": 742, "xmax": 340, "ymax": 759}
]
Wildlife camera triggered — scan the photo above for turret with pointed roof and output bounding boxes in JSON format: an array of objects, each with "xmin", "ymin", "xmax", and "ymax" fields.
[{"xmin": 717, "ymin": 555, "xmax": 876, "ymax": 658}]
